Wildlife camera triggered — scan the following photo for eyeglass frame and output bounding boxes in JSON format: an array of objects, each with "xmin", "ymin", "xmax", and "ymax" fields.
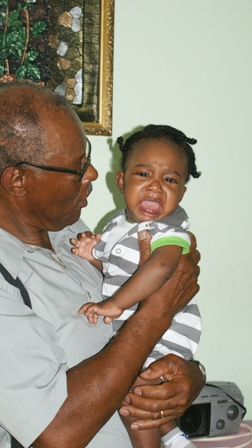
[{"xmin": 15, "ymin": 137, "xmax": 92, "ymax": 182}]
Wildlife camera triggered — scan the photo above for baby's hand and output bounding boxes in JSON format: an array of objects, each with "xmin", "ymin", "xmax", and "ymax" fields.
[
  {"xmin": 71, "ymin": 231, "xmax": 101, "ymax": 260},
  {"xmin": 78, "ymin": 302, "xmax": 101, "ymax": 324},
  {"xmin": 78, "ymin": 299, "xmax": 124, "ymax": 324}
]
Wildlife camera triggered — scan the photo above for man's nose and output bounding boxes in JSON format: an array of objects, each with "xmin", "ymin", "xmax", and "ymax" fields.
[
  {"xmin": 81, "ymin": 163, "xmax": 98, "ymax": 183},
  {"xmin": 90, "ymin": 163, "xmax": 98, "ymax": 181}
]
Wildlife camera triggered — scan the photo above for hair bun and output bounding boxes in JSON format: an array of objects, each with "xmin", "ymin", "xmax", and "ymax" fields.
[
  {"xmin": 185, "ymin": 137, "xmax": 197, "ymax": 145},
  {"xmin": 117, "ymin": 136, "xmax": 124, "ymax": 152}
]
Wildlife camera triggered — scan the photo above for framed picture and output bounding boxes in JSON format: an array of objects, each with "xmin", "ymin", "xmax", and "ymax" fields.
[{"xmin": 0, "ymin": 0, "xmax": 114, "ymax": 135}]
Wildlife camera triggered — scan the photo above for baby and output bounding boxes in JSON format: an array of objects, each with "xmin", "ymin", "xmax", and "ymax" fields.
[{"xmin": 71, "ymin": 124, "xmax": 202, "ymax": 448}]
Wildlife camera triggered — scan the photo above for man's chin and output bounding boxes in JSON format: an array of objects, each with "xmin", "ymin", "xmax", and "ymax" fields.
[{"xmin": 53, "ymin": 211, "xmax": 83, "ymax": 231}]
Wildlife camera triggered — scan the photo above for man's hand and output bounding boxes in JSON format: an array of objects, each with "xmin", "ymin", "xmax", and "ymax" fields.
[
  {"xmin": 138, "ymin": 231, "xmax": 200, "ymax": 320},
  {"xmin": 138, "ymin": 230, "xmax": 152, "ymax": 265},
  {"xmin": 119, "ymin": 354, "xmax": 204, "ymax": 430}
]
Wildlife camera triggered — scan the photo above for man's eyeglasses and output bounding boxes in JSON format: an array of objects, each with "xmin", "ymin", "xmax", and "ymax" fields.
[{"xmin": 15, "ymin": 138, "xmax": 92, "ymax": 183}]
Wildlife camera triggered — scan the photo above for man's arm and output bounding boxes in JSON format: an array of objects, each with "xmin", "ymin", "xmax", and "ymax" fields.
[{"xmin": 34, "ymin": 232, "xmax": 200, "ymax": 448}]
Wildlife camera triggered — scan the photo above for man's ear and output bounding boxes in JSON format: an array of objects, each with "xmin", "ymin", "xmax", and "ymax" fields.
[
  {"xmin": 116, "ymin": 171, "xmax": 124, "ymax": 194},
  {"xmin": 0, "ymin": 167, "xmax": 26, "ymax": 197},
  {"xmin": 179, "ymin": 186, "xmax": 187, "ymax": 203}
]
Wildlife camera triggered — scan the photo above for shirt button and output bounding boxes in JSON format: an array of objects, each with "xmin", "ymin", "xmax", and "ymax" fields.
[{"xmin": 116, "ymin": 249, "xmax": 121, "ymax": 254}]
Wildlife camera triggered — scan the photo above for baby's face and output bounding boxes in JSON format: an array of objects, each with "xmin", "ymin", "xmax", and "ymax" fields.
[{"xmin": 116, "ymin": 139, "xmax": 188, "ymax": 223}]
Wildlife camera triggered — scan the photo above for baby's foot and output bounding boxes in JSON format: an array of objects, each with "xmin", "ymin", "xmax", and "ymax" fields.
[{"xmin": 162, "ymin": 427, "xmax": 196, "ymax": 448}]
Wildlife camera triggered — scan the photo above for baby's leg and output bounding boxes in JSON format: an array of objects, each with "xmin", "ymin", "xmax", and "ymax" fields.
[
  {"xmin": 120, "ymin": 375, "xmax": 163, "ymax": 448},
  {"xmin": 161, "ymin": 426, "xmax": 196, "ymax": 448},
  {"xmin": 160, "ymin": 420, "xmax": 196, "ymax": 448},
  {"xmin": 120, "ymin": 375, "xmax": 196, "ymax": 448}
]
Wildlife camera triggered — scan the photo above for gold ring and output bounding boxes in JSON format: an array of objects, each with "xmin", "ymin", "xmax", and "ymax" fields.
[
  {"xmin": 160, "ymin": 375, "xmax": 167, "ymax": 383},
  {"xmin": 160, "ymin": 410, "xmax": 164, "ymax": 419}
]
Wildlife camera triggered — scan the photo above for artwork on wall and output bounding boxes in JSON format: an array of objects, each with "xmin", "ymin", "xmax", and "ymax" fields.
[{"xmin": 0, "ymin": 0, "xmax": 114, "ymax": 135}]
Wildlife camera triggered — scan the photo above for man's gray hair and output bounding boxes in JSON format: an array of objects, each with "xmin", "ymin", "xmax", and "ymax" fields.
[{"xmin": 0, "ymin": 81, "xmax": 72, "ymax": 175}]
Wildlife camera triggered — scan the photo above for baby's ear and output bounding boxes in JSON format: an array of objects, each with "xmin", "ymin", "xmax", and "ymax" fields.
[
  {"xmin": 179, "ymin": 186, "xmax": 187, "ymax": 202},
  {"xmin": 116, "ymin": 171, "xmax": 124, "ymax": 193}
]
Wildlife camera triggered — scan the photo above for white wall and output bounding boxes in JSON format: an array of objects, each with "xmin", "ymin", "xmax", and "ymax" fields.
[{"xmin": 81, "ymin": 1, "xmax": 252, "ymax": 418}]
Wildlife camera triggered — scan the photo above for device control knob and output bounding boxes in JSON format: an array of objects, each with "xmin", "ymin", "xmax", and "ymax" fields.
[
  {"xmin": 216, "ymin": 419, "xmax": 225, "ymax": 430},
  {"xmin": 227, "ymin": 405, "xmax": 239, "ymax": 420}
]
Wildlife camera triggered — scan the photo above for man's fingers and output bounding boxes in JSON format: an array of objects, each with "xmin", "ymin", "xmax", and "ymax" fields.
[
  {"xmin": 140, "ymin": 356, "xmax": 178, "ymax": 382},
  {"xmin": 119, "ymin": 402, "xmax": 178, "ymax": 430},
  {"xmin": 138, "ymin": 230, "xmax": 151, "ymax": 265}
]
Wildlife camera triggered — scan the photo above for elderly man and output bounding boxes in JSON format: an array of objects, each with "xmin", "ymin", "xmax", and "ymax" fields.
[{"xmin": 0, "ymin": 82, "xmax": 202, "ymax": 448}]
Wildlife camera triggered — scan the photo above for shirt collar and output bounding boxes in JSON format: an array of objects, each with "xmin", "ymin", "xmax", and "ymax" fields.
[{"xmin": 0, "ymin": 228, "xmax": 28, "ymax": 279}]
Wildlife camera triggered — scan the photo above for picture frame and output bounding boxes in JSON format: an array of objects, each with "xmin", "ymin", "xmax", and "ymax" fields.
[
  {"xmin": 0, "ymin": 0, "xmax": 114, "ymax": 135},
  {"xmin": 72, "ymin": 0, "xmax": 114, "ymax": 136}
]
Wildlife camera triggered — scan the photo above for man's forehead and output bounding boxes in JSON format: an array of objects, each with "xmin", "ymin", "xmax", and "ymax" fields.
[
  {"xmin": 42, "ymin": 105, "xmax": 84, "ymax": 136},
  {"xmin": 41, "ymin": 109, "xmax": 86, "ymax": 159}
]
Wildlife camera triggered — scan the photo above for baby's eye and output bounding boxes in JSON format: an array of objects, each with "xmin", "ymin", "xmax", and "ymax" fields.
[
  {"xmin": 164, "ymin": 176, "xmax": 176, "ymax": 183},
  {"xmin": 136, "ymin": 171, "xmax": 149, "ymax": 177}
]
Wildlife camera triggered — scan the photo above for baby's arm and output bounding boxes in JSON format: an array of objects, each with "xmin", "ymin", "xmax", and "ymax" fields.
[
  {"xmin": 80, "ymin": 245, "xmax": 183, "ymax": 325},
  {"xmin": 111, "ymin": 245, "xmax": 183, "ymax": 310},
  {"xmin": 71, "ymin": 231, "xmax": 102, "ymax": 271}
]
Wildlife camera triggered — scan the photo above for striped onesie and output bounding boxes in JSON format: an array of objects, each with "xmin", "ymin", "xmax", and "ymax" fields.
[{"xmin": 93, "ymin": 205, "xmax": 201, "ymax": 363}]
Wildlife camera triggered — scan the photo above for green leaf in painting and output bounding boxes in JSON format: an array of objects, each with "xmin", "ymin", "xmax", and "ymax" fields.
[
  {"xmin": 16, "ymin": 65, "xmax": 28, "ymax": 78},
  {"xmin": 32, "ymin": 20, "xmax": 47, "ymax": 38},
  {"xmin": 0, "ymin": 0, "xmax": 8, "ymax": 8},
  {"xmin": 9, "ymin": 46, "xmax": 22, "ymax": 59},
  {"xmin": 26, "ymin": 50, "xmax": 39, "ymax": 62},
  {"xmin": 27, "ymin": 63, "xmax": 41, "ymax": 79},
  {"xmin": 8, "ymin": 19, "xmax": 23, "ymax": 29},
  {"xmin": 0, "ymin": 11, "xmax": 6, "ymax": 25},
  {"xmin": 0, "ymin": 48, "xmax": 9, "ymax": 59},
  {"xmin": 7, "ymin": 28, "xmax": 25, "ymax": 47},
  {"xmin": 8, "ymin": 4, "xmax": 22, "ymax": 25}
]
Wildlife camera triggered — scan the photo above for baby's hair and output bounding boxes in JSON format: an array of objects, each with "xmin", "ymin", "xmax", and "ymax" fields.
[{"xmin": 117, "ymin": 124, "xmax": 201, "ymax": 183}]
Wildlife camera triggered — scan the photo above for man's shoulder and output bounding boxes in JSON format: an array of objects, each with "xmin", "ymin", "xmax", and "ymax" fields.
[
  {"xmin": 0, "ymin": 228, "xmax": 26, "ymax": 278},
  {"xmin": 49, "ymin": 219, "xmax": 91, "ymax": 252}
]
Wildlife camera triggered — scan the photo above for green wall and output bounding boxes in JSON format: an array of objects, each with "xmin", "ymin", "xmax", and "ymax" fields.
[{"xmin": 81, "ymin": 0, "xmax": 252, "ymax": 419}]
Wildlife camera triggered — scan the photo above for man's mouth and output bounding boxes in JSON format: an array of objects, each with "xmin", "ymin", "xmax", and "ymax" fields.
[{"xmin": 139, "ymin": 200, "xmax": 162, "ymax": 217}]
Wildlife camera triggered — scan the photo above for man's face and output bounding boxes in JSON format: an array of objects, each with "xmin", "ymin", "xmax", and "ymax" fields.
[{"xmin": 24, "ymin": 108, "xmax": 98, "ymax": 231}]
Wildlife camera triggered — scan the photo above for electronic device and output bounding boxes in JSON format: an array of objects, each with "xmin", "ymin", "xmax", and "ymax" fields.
[{"xmin": 176, "ymin": 381, "xmax": 245, "ymax": 438}]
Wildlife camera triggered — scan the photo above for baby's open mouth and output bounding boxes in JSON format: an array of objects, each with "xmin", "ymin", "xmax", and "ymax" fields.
[{"xmin": 140, "ymin": 200, "xmax": 162, "ymax": 217}]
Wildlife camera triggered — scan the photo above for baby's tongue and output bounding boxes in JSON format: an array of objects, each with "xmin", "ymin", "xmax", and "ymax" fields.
[{"xmin": 140, "ymin": 200, "xmax": 162, "ymax": 216}]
